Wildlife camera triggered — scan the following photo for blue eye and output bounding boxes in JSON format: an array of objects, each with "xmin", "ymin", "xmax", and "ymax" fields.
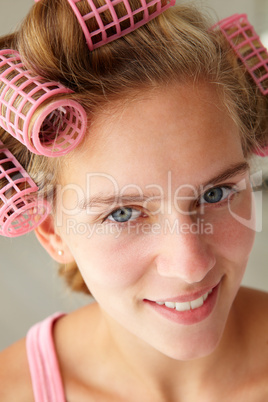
[
  {"xmin": 200, "ymin": 186, "xmax": 234, "ymax": 205},
  {"xmin": 107, "ymin": 207, "xmax": 141, "ymax": 223}
]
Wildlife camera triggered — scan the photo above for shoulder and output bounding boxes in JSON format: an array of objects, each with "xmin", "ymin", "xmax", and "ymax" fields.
[
  {"xmin": 236, "ymin": 286, "xmax": 268, "ymax": 318},
  {"xmin": 235, "ymin": 287, "xmax": 268, "ymax": 367},
  {"xmin": 230, "ymin": 287, "xmax": 268, "ymax": 397},
  {"xmin": 236, "ymin": 286, "xmax": 268, "ymax": 334},
  {"xmin": 0, "ymin": 337, "xmax": 34, "ymax": 402}
]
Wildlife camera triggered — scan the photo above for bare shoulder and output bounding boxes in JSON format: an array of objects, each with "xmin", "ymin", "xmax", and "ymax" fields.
[
  {"xmin": 232, "ymin": 287, "xmax": 268, "ymax": 397},
  {"xmin": 0, "ymin": 338, "xmax": 34, "ymax": 402},
  {"xmin": 237, "ymin": 286, "xmax": 268, "ymax": 316},
  {"xmin": 236, "ymin": 288, "xmax": 268, "ymax": 365},
  {"xmin": 236, "ymin": 286, "xmax": 268, "ymax": 334}
]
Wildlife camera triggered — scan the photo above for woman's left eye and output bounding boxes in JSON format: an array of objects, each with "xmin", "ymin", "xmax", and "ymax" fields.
[
  {"xmin": 104, "ymin": 207, "xmax": 142, "ymax": 223},
  {"xmin": 199, "ymin": 186, "xmax": 236, "ymax": 205}
]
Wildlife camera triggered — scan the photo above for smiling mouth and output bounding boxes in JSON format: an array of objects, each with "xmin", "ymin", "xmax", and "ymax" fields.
[
  {"xmin": 144, "ymin": 284, "xmax": 220, "ymax": 325},
  {"xmin": 155, "ymin": 290, "xmax": 213, "ymax": 312}
]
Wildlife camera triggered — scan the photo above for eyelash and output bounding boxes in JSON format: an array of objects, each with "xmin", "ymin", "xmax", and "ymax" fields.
[{"xmin": 101, "ymin": 185, "xmax": 239, "ymax": 225}]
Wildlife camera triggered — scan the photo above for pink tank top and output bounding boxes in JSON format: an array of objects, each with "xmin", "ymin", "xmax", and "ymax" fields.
[{"xmin": 26, "ymin": 313, "xmax": 66, "ymax": 402}]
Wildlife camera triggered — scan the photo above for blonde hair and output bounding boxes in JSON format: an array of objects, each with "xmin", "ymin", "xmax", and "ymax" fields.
[{"xmin": 0, "ymin": 0, "xmax": 267, "ymax": 294}]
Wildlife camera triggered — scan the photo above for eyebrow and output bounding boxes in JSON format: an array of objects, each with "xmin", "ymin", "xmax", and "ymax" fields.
[
  {"xmin": 202, "ymin": 161, "xmax": 249, "ymax": 188},
  {"xmin": 80, "ymin": 161, "xmax": 250, "ymax": 209},
  {"xmin": 80, "ymin": 192, "xmax": 161, "ymax": 209}
]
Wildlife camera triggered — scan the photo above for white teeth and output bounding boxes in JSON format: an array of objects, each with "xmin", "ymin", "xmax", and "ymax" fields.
[
  {"xmin": 157, "ymin": 290, "xmax": 212, "ymax": 312},
  {"xmin": 190, "ymin": 296, "xmax": 204, "ymax": 309},
  {"xmin": 175, "ymin": 301, "xmax": 190, "ymax": 311},
  {"xmin": 165, "ymin": 301, "xmax": 176, "ymax": 309}
]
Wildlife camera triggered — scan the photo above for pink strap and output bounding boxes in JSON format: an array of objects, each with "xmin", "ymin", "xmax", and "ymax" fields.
[{"xmin": 26, "ymin": 313, "xmax": 66, "ymax": 402}]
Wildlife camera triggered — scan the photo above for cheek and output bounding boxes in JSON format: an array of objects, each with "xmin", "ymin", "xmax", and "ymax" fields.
[
  {"xmin": 67, "ymin": 230, "xmax": 153, "ymax": 291},
  {"xmin": 208, "ymin": 191, "xmax": 256, "ymax": 262},
  {"xmin": 214, "ymin": 223, "xmax": 255, "ymax": 261}
]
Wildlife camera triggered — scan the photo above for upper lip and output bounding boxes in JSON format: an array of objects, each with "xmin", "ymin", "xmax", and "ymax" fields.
[{"xmin": 148, "ymin": 281, "xmax": 220, "ymax": 303}]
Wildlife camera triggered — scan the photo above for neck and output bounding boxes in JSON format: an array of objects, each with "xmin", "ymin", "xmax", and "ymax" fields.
[{"xmin": 96, "ymin": 302, "xmax": 244, "ymax": 401}]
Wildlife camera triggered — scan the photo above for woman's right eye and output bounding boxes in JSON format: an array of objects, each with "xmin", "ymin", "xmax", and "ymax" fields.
[{"xmin": 103, "ymin": 207, "xmax": 142, "ymax": 224}]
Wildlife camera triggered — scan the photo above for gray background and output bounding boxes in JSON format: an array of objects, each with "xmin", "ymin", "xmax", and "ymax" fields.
[{"xmin": 0, "ymin": 0, "xmax": 267, "ymax": 350}]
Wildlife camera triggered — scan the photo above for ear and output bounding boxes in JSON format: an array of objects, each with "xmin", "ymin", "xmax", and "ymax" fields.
[{"xmin": 35, "ymin": 215, "xmax": 75, "ymax": 264}]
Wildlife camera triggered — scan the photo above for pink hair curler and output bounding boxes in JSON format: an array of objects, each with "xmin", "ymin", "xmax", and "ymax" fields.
[
  {"xmin": 213, "ymin": 14, "xmax": 268, "ymax": 157},
  {"xmin": 67, "ymin": 0, "xmax": 176, "ymax": 51},
  {"xmin": 253, "ymin": 145, "xmax": 268, "ymax": 158},
  {"xmin": 0, "ymin": 141, "xmax": 51, "ymax": 237},
  {"xmin": 213, "ymin": 14, "xmax": 268, "ymax": 96},
  {"xmin": 0, "ymin": 50, "xmax": 87, "ymax": 157}
]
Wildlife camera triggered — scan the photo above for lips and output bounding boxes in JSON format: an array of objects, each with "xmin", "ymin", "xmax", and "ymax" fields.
[
  {"xmin": 144, "ymin": 283, "xmax": 220, "ymax": 325},
  {"xmin": 152, "ymin": 283, "xmax": 219, "ymax": 304},
  {"xmin": 156, "ymin": 289, "xmax": 213, "ymax": 312}
]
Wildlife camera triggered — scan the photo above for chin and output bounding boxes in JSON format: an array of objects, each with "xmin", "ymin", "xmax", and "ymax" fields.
[
  {"xmin": 161, "ymin": 342, "xmax": 221, "ymax": 362},
  {"xmin": 150, "ymin": 326, "xmax": 225, "ymax": 362},
  {"xmin": 171, "ymin": 342, "xmax": 220, "ymax": 361}
]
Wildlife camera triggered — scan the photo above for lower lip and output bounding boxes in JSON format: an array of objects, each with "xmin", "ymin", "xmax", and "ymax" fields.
[{"xmin": 144, "ymin": 283, "xmax": 220, "ymax": 326}]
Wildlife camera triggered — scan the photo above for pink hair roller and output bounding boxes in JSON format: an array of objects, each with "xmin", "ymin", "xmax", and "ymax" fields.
[
  {"xmin": 0, "ymin": 50, "xmax": 87, "ymax": 157},
  {"xmin": 67, "ymin": 0, "xmax": 175, "ymax": 51},
  {"xmin": 253, "ymin": 145, "xmax": 268, "ymax": 158},
  {"xmin": 214, "ymin": 14, "xmax": 268, "ymax": 96},
  {"xmin": 214, "ymin": 14, "xmax": 268, "ymax": 157},
  {"xmin": 0, "ymin": 141, "xmax": 51, "ymax": 237}
]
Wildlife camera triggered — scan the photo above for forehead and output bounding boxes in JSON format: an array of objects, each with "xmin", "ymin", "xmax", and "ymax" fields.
[{"xmin": 62, "ymin": 81, "xmax": 243, "ymax": 189}]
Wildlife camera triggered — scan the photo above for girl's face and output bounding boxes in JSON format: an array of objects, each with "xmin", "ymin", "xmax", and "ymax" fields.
[{"xmin": 57, "ymin": 82, "xmax": 255, "ymax": 360}]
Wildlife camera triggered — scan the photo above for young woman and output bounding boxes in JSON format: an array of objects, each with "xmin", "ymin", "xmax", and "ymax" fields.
[{"xmin": 0, "ymin": 0, "xmax": 267, "ymax": 400}]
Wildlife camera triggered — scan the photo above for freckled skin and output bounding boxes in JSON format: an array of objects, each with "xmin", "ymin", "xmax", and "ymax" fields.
[{"xmin": 56, "ymin": 81, "xmax": 255, "ymax": 361}]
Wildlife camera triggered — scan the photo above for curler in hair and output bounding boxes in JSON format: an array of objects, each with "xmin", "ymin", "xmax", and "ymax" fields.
[
  {"xmin": 213, "ymin": 14, "xmax": 268, "ymax": 96},
  {"xmin": 0, "ymin": 141, "xmax": 51, "ymax": 237},
  {"xmin": 253, "ymin": 145, "xmax": 268, "ymax": 158},
  {"xmin": 0, "ymin": 50, "xmax": 87, "ymax": 157},
  {"xmin": 213, "ymin": 15, "xmax": 268, "ymax": 157},
  {"xmin": 67, "ymin": 0, "xmax": 176, "ymax": 51}
]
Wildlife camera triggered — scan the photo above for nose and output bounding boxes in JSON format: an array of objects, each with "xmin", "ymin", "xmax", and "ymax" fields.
[{"xmin": 155, "ymin": 217, "xmax": 216, "ymax": 284}]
